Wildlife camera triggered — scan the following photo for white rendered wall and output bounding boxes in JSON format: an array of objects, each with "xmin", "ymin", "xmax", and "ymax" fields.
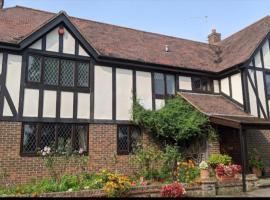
[
  {"xmin": 116, "ymin": 68, "xmax": 133, "ymax": 120},
  {"xmin": 94, "ymin": 65, "xmax": 112, "ymax": 119},
  {"xmin": 248, "ymin": 70, "xmax": 258, "ymax": 117},
  {"xmin": 136, "ymin": 71, "xmax": 152, "ymax": 110},
  {"xmin": 155, "ymin": 99, "xmax": 165, "ymax": 110},
  {"xmin": 63, "ymin": 28, "xmax": 75, "ymax": 54},
  {"xmin": 262, "ymin": 40, "xmax": 270, "ymax": 69},
  {"xmin": 29, "ymin": 39, "xmax": 42, "ymax": 50},
  {"xmin": 179, "ymin": 76, "xmax": 192, "ymax": 90},
  {"xmin": 221, "ymin": 77, "xmax": 230, "ymax": 96},
  {"xmin": 256, "ymin": 71, "xmax": 267, "ymax": 114},
  {"xmin": 3, "ymin": 54, "xmax": 22, "ymax": 116},
  {"xmin": 79, "ymin": 45, "xmax": 89, "ymax": 57},
  {"xmin": 46, "ymin": 28, "xmax": 59, "ymax": 52},
  {"xmin": 77, "ymin": 93, "xmax": 90, "ymax": 119},
  {"xmin": 254, "ymin": 52, "xmax": 262, "ymax": 68},
  {"xmin": 3, "ymin": 98, "xmax": 12, "ymax": 116},
  {"xmin": 231, "ymin": 73, "xmax": 243, "ymax": 104},
  {"xmin": 23, "ymin": 89, "xmax": 39, "ymax": 117},
  {"xmin": 43, "ymin": 90, "xmax": 57, "ymax": 118},
  {"xmin": 213, "ymin": 80, "xmax": 220, "ymax": 93},
  {"xmin": 60, "ymin": 92, "xmax": 73, "ymax": 118}
]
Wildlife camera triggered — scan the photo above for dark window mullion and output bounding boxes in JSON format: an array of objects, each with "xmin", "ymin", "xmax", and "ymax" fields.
[
  {"xmin": 36, "ymin": 124, "xmax": 41, "ymax": 153},
  {"xmin": 128, "ymin": 126, "xmax": 131, "ymax": 153},
  {"xmin": 55, "ymin": 124, "xmax": 58, "ymax": 151},
  {"xmin": 71, "ymin": 125, "xmax": 75, "ymax": 152}
]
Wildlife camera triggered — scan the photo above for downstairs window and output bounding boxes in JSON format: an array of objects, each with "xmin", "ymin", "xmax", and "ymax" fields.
[
  {"xmin": 21, "ymin": 123, "xmax": 88, "ymax": 155},
  {"xmin": 117, "ymin": 125, "xmax": 141, "ymax": 155}
]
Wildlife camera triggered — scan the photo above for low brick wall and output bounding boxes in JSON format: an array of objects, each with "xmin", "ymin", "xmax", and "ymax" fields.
[{"xmin": 6, "ymin": 177, "xmax": 257, "ymax": 198}]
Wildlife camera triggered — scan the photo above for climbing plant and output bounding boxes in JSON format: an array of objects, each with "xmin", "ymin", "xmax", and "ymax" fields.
[{"xmin": 132, "ymin": 96, "xmax": 217, "ymax": 143}]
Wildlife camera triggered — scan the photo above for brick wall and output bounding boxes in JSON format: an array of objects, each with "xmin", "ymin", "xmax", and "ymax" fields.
[
  {"xmin": 207, "ymin": 140, "xmax": 220, "ymax": 155},
  {"xmin": 246, "ymin": 129, "xmax": 270, "ymax": 175},
  {"xmin": 0, "ymin": 122, "xmax": 154, "ymax": 185}
]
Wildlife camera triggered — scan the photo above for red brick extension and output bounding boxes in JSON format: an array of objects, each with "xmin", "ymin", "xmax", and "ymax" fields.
[{"xmin": 0, "ymin": 122, "xmax": 156, "ymax": 184}]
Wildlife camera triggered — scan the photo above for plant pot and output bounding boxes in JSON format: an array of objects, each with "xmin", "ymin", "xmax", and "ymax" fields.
[
  {"xmin": 252, "ymin": 167, "xmax": 262, "ymax": 178},
  {"xmin": 200, "ymin": 169, "xmax": 209, "ymax": 180},
  {"xmin": 216, "ymin": 174, "xmax": 235, "ymax": 182}
]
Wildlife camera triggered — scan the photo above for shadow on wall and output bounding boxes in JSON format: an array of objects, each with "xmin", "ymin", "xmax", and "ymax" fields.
[{"xmin": 246, "ymin": 129, "xmax": 270, "ymax": 176}]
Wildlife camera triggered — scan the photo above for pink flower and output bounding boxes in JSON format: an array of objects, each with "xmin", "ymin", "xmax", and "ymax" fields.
[{"xmin": 79, "ymin": 148, "xmax": 84, "ymax": 155}]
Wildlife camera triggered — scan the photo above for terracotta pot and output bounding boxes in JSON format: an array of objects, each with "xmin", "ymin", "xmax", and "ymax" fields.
[
  {"xmin": 252, "ymin": 167, "xmax": 262, "ymax": 178},
  {"xmin": 216, "ymin": 174, "xmax": 235, "ymax": 182},
  {"xmin": 200, "ymin": 169, "xmax": 209, "ymax": 180}
]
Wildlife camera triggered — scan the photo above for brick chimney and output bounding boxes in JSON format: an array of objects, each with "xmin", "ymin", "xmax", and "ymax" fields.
[
  {"xmin": 0, "ymin": 0, "xmax": 4, "ymax": 9},
  {"xmin": 208, "ymin": 29, "xmax": 221, "ymax": 45}
]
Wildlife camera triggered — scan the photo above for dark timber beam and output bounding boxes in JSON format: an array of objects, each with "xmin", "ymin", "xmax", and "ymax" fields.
[{"xmin": 239, "ymin": 125, "xmax": 247, "ymax": 192}]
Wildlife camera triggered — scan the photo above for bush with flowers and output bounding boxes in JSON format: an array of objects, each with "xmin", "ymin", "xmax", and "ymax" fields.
[
  {"xmin": 199, "ymin": 161, "xmax": 208, "ymax": 170},
  {"xmin": 215, "ymin": 164, "xmax": 242, "ymax": 178},
  {"xmin": 176, "ymin": 160, "xmax": 200, "ymax": 184},
  {"xmin": 160, "ymin": 182, "xmax": 186, "ymax": 198}
]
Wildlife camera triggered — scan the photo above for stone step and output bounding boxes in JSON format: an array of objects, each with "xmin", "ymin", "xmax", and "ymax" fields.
[{"xmin": 257, "ymin": 178, "xmax": 270, "ymax": 188}]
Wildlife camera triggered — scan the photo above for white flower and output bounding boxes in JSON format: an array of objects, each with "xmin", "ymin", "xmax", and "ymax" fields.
[
  {"xmin": 42, "ymin": 152, "xmax": 46, "ymax": 156},
  {"xmin": 84, "ymin": 186, "xmax": 89, "ymax": 190},
  {"xmin": 199, "ymin": 161, "xmax": 208, "ymax": 170},
  {"xmin": 68, "ymin": 188, "xmax": 73, "ymax": 192},
  {"xmin": 79, "ymin": 148, "xmax": 84, "ymax": 154}
]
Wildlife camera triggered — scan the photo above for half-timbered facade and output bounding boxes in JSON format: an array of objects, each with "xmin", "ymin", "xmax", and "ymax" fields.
[{"xmin": 1, "ymin": 2, "xmax": 270, "ymax": 183}]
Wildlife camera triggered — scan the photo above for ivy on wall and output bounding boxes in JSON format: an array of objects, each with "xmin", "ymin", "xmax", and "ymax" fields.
[{"xmin": 132, "ymin": 96, "xmax": 217, "ymax": 143}]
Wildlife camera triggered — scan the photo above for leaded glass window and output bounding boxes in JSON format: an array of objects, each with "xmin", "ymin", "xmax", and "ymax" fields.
[
  {"xmin": 77, "ymin": 62, "xmax": 89, "ymax": 87},
  {"xmin": 27, "ymin": 55, "xmax": 42, "ymax": 82},
  {"xmin": 266, "ymin": 74, "xmax": 270, "ymax": 96},
  {"xmin": 192, "ymin": 77, "xmax": 211, "ymax": 92},
  {"xmin": 60, "ymin": 60, "xmax": 75, "ymax": 87},
  {"xmin": 166, "ymin": 75, "xmax": 175, "ymax": 95},
  {"xmin": 44, "ymin": 57, "xmax": 59, "ymax": 85},
  {"xmin": 154, "ymin": 73, "xmax": 165, "ymax": 95},
  {"xmin": 117, "ymin": 125, "xmax": 141, "ymax": 155},
  {"xmin": 21, "ymin": 123, "xmax": 88, "ymax": 155}
]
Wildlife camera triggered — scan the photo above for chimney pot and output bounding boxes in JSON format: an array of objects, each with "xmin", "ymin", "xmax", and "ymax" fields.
[
  {"xmin": 0, "ymin": 0, "xmax": 4, "ymax": 9},
  {"xmin": 208, "ymin": 28, "xmax": 221, "ymax": 45}
]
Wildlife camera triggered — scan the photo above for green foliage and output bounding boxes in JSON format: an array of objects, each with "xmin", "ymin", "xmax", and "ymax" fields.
[
  {"xmin": 177, "ymin": 160, "xmax": 200, "ymax": 184},
  {"xmin": 208, "ymin": 154, "xmax": 232, "ymax": 168},
  {"xmin": 133, "ymin": 96, "xmax": 216, "ymax": 142},
  {"xmin": 131, "ymin": 144, "xmax": 164, "ymax": 180},
  {"xmin": 248, "ymin": 149, "xmax": 265, "ymax": 170}
]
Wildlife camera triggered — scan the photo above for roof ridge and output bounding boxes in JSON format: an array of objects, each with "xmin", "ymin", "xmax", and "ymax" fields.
[
  {"xmin": 13, "ymin": 5, "xmax": 211, "ymax": 47},
  {"xmin": 219, "ymin": 15, "xmax": 270, "ymax": 44}
]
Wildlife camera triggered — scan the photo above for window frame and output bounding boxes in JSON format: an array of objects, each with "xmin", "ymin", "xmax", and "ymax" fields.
[
  {"xmin": 191, "ymin": 77, "xmax": 213, "ymax": 93},
  {"xmin": 20, "ymin": 123, "xmax": 89, "ymax": 157},
  {"xmin": 25, "ymin": 53, "xmax": 91, "ymax": 91},
  {"xmin": 117, "ymin": 125, "xmax": 141, "ymax": 155},
  {"xmin": 154, "ymin": 72, "xmax": 176, "ymax": 99},
  {"xmin": 265, "ymin": 72, "xmax": 270, "ymax": 98}
]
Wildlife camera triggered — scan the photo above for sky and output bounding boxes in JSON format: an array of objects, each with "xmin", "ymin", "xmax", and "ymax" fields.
[{"xmin": 4, "ymin": 0, "xmax": 270, "ymax": 43}]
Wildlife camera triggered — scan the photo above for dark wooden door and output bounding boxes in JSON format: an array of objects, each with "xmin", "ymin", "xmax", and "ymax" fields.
[{"xmin": 219, "ymin": 126, "xmax": 241, "ymax": 164}]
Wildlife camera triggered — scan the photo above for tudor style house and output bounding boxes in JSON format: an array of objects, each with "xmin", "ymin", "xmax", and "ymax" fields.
[{"xmin": 1, "ymin": 1, "xmax": 270, "ymax": 183}]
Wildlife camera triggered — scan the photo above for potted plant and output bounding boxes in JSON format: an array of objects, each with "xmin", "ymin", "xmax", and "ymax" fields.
[
  {"xmin": 249, "ymin": 155, "xmax": 264, "ymax": 178},
  {"xmin": 215, "ymin": 164, "xmax": 242, "ymax": 182},
  {"xmin": 199, "ymin": 161, "xmax": 209, "ymax": 180}
]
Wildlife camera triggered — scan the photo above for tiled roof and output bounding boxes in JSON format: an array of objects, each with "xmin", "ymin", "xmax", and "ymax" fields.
[
  {"xmin": 179, "ymin": 92, "xmax": 250, "ymax": 117},
  {"xmin": 0, "ymin": 6, "xmax": 269, "ymax": 73}
]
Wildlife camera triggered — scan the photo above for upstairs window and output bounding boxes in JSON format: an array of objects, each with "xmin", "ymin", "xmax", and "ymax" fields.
[
  {"xmin": 117, "ymin": 125, "xmax": 141, "ymax": 155},
  {"xmin": 21, "ymin": 123, "xmax": 88, "ymax": 155},
  {"xmin": 154, "ymin": 73, "xmax": 175, "ymax": 98},
  {"xmin": 265, "ymin": 74, "xmax": 270, "ymax": 96},
  {"xmin": 26, "ymin": 55, "xmax": 90, "ymax": 88},
  {"xmin": 192, "ymin": 77, "xmax": 212, "ymax": 92}
]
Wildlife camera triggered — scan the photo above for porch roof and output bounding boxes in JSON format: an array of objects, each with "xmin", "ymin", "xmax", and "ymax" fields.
[{"xmin": 179, "ymin": 92, "xmax": 270, "ymax": 129}]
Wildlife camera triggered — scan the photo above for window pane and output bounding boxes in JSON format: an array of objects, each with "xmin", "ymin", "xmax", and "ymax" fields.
[
  {"xmin": 74, "ymin": 125, "xmax": 87, "ymax": 152},
  {"xmin": 166, "ymin": 75, "xmax": 175, "ymax": 95},
  {"xmin": 40, "ymin": 124, "xmax": 56, "ymax": 150},
  {"xmin": 78, "ymin": 63, "xmax": 89, "ymax": 87},
  {"xmin": 60, "ymin": 60, "xmax": 75, "ymax": 87},
  {"xmin": 57, "ymin": 124, "xmax": 72, "ymax": 154},
  {"xmin": 193, "ymin": 77, "xmax": 201, "ymax": 90},
  {"xmin": 28, "ymin": 55, "xmax": 42, "ymax": 82},
  {"xmin": 154, "ymin": 73, "xmax": 165, "ymax": 95},
  {"xmin": 266, "ymin": 74, "xmax": 270, "ymax": 95},
  {"xmin": 23, "ymin": 124, "xmax": 38, "ymax": 153},
  {"xmin": 118, "ymin": 126, "xmax": 129, "ymax": 153},
  {"xmin": 130, "ymin": 126, "xmax": 141, "ymax": 153},
  {"xmin": 44, "ymin": 57, "xmax": 59, "ymax": 85}
]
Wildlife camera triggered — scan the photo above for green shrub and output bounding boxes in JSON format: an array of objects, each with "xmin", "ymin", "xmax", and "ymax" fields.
[
  {"xmin": 208, "ymin": 154, "xmax": 232, "ymax": 168},
  {"xmin": 58, "ymin": 174, "xmax": 79, "ymax": 191}
]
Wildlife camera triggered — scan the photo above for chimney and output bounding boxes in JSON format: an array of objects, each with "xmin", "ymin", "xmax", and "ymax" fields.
[
  {"xmin": 208, "ymin": 28, "xmax": 221, "ymax": 45},
  {"xmin": 0, "ymin": 0, "xmax": 4, "ymax": 9}
]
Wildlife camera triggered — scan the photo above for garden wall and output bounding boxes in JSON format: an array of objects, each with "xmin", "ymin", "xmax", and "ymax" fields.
[{"xmin": 0, "ymin": 122, "xmax": 158, "ymax": 185}]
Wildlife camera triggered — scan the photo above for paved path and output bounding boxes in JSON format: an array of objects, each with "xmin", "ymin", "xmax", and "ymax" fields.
[{"xmin": 245, "ymin": 188, "xmax": 270, "ymax": 197}]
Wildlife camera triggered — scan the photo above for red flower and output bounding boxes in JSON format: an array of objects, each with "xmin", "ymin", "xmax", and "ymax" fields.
[{"xmin": 160, "ymin": 182, "xmax": 186, "ymax": 198}]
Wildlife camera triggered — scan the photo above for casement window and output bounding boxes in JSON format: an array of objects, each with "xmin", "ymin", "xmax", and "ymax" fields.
[
  {"xmin": 26, "ymin": 55, "xmax": 90, "ymax": 88},
  {"xmin": 154, "ymin": 73, "xmax": 175, "ymax": 98},
  {"xmin": 192, "ymin": 77, "xmax": 212, "ymax": 92},
  {"xmin": 117, "ymin": 125, "xmax": 141, "ymax": 155},
  {"xmin": 21, "ymin": 123, "xmax": 88, "ymax": 155},
  {"xmin": 265, "ymin": 73, "xmax": 270, "ymax": 96}
]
